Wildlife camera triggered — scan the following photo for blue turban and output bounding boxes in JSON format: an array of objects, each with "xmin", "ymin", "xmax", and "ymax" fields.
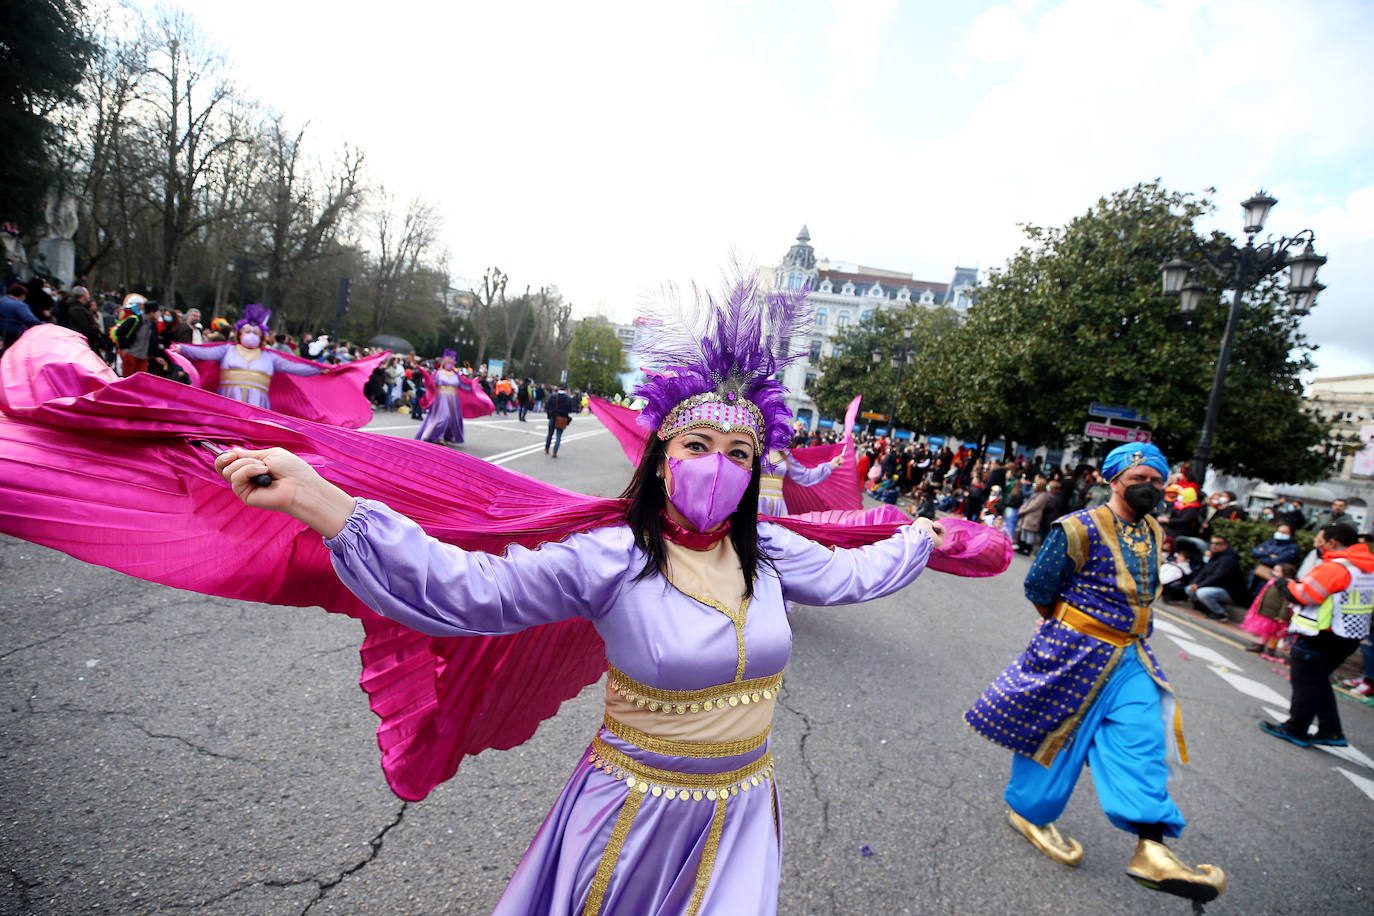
[{"xmin": 1102, "ymin": 442, "xmax": 1169, "ymax": 482}]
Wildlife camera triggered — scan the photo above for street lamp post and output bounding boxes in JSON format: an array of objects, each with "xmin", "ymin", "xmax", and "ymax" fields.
[{"xmin": 1162, "ymin": 190, "xmax": 1326, "ymax": 484}]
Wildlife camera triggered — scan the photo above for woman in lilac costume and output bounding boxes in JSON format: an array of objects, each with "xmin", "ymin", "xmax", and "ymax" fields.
[
  {"xmin": 214, "ymin": 279, "xmax": 944, "ymax": 916},
  {"xmin": 176, "ymin": 304, "xmax": 322, "ymax": 408},
  {"xmin": 416, "ymin": 349, "xmax": 469, "ymax": 444},
  {"xmin": 757, "ymin": 448, "xmax": 843, "ymax": 516}
]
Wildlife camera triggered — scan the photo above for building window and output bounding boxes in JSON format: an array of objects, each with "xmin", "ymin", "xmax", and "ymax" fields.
[
  {"xmin": 837, "ymin": 310, "xmax": 850, "ymax": 328},
  {"xmin": 832, "ymin": 343, "xmax": 844, "ymax": 357},
  {"xmin": 861, "ymin": 309, "xmax": 874, "ymax": 323},
  {"xmin": 815, "ymin": 308, "xmax": 827, "ymax": 329},
  {"xmin": 841, "ymin": 281, "xmax": 855, "ymax": 296},
  {"xmin": 809, "ymin": 338, "xmax": 822, "ymax": 360},
  {"xmin": 869, "ymin": 283, "xmax": 884, "ymax": 297},
  {"xmin": 789, "ymin": 271, "xmax": 804, "ymax": 290},
  {"xmin": 920, "ymin": 290, "xmax": 935, "ymax": 304},
  {"xmin": 804, "ymin": 372, "xmax": 818, "ymax": 390},
  {"xmin": 819, "ymin": 279, "xmax": 833, "ymax": 293}
]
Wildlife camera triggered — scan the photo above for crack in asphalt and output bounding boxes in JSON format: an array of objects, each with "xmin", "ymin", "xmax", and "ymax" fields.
[
  {"xmin": 775, "ymin": 687, "xmax": 841, "ymax": 916},
  {"xmin": 156, "ymin": 803, "xmax": 409, "ymax": 913},
  {"xmin": 293, "ymin": 803, "xmax": 408, "ymax": 914},
  {"xmin": 6, "ymin": 867, "xmax": 42, "ymax": 910}
]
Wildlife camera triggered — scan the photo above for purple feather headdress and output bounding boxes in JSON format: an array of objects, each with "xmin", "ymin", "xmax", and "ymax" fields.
[
  {"xmin": 441, "ymin": 349, "xmax": 457, "ymax": 364},
  {"xmin": 235, "ymin": 303, "xmax": 272, "ymax": 333},
  {"xmin": 633, "ymin": 273, "xmax": 811, "ymax": 453}
]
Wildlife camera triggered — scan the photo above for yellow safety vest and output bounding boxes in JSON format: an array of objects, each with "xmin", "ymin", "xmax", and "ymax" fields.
[{"xmin": 1291, "ymin": 558, "xmax": 1374, "ymax": 638}]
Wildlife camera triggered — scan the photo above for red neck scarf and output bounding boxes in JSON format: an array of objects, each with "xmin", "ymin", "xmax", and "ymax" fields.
[{"xmin": 659, "ymin": 511, "xmax": 732, "ymax": 550}]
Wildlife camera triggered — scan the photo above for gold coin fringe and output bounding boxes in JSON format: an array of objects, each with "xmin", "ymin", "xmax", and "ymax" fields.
[
  {"xmin": 589, "ymin": 737, "xmax": 773, "ymax": 803},
  {"xmin": 607, "ymin": 669, "xmax": 781, "ymax": 715}
]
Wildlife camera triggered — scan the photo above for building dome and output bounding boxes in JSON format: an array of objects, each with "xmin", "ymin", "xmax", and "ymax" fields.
[{"xmin": 782, "ymin": 225, "xmax": 816, "ymax": 271}]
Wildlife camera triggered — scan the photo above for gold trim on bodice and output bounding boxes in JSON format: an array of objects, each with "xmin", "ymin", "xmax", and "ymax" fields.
[
  {"xmin": 437, "ymin": 384, "xmax": 457, "ymax": 394},
  {"xmin": 759, "ymin": 473, "xmax": 785, "ymax": 499},
  {"xmin": 219, "ymin": 368, "xmax": 270, "ymax": 391}
]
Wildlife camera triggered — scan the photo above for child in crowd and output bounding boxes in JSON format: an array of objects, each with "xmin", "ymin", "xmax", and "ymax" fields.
[{"xmin": 1241, "ymin": 562, "xmax": 1298, "ymax": 662}]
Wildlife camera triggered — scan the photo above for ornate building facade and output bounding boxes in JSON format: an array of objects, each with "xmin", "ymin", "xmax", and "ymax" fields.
[{"xmin": 769, "ymin": 225, "xmax": 977, "ymax": 429}]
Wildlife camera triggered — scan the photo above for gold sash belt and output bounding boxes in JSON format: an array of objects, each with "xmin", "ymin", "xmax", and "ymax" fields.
[
  {"xmin": 589, "ymin": 736, "xmax": 773, "ymax": 802},
  {"xmin": 220, "ymin": 368, "xmax": 270, "ymax": 391},
  {"xmin": 759, "ymin": 474, "xmax": 785, "ymax": 497},
  {"xmin": 1053, "ymin": 602, "xmax": 1138, "ymax": 647},
  {"xmin": 437, "ymin": 385, "xmax": 457, "ymax": 394}
]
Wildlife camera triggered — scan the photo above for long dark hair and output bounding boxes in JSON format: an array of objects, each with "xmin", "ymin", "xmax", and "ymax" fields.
[{"xmin": 621, "ymin": 435, "xmax": 767, "ymax": 598}]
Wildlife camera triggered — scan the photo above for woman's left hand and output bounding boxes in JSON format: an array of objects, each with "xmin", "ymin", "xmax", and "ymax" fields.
[{"xmin": 912, "ymin": 517, "xmax": 946, "ymax": 548}]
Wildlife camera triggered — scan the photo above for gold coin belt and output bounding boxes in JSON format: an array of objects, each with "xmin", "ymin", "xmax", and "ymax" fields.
[
  {"xmin": 589, "ymin": 736, "xmax": 773, "ymax": 803},
  {"xmin": 606, "ymin": 668, "xmax": 782, "ymax": 715}
]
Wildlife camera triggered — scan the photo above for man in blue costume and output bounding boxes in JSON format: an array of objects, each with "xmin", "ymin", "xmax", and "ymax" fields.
[{"xmin": 966, "ymin": 443, "xmax": 1226, "ymax": 909}]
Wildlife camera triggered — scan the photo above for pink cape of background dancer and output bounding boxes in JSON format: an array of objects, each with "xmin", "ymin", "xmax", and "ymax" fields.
[
  {"xmin": 168, "ymin": 342, "xmax": 387, "ymax": 429},
  {"xmin": 417, "ymin": 365, "xmax": 496, "ymax": 418},
  {"xmin": 0, "ymin": 326, "xmax": 1010, "ymax": 801}
]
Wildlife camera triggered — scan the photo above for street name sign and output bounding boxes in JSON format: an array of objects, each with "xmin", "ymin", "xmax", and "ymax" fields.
[
  {"xmin": 1088, "ymin": 402, "xmax": 1150, "ymax": 423},
  {"xmin": 1084, "ymin": 421, "xmax": 1151, "ymax": 443}
]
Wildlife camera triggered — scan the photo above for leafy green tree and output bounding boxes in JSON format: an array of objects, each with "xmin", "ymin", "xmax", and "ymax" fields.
[
  {"xmin": 810, "ymin": 304, "xmax": 960, "ymax": 425},
  {"xmin": 567, "ymin": 321, "xmax": 626, "ymax": 395},
  {"xmin": 0, "ymin": 0, "xmax": 93, "ymax": 230},
  {"xmin": 902, "ymin": 182, "xmax": 1333, "ymax": 483}
]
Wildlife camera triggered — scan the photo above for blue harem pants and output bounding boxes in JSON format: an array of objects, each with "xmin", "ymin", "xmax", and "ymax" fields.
[{"xmin": 1004, "ymin": 650, "xmax": 1185, "ymax": 837}]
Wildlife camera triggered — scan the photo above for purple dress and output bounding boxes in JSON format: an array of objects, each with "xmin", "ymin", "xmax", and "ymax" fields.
[
  {"xmin": 178, "ymin": 344, "xmax": 321, "ymax": 409},
  {"xmin": 758, "ymin": 452, "xmax": 834, "ymax": 517},
  {"xmin": 324, "ymin": 499, "xmax": 932, "ymax": 915},
  {"xmin": 416, "ymin": 369, "xmax": 466, "ymax": 443}
]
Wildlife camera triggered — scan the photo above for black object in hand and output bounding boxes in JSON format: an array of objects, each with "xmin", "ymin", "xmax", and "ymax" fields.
[{"xmin": 192, "ymin": 439, "xmax": 273, "ymax": 487}]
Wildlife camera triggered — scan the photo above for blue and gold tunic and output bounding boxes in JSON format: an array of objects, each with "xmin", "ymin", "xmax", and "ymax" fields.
[{"xmin": 965, "ymin": 505, "xmax": 1177, "ymax": 766}]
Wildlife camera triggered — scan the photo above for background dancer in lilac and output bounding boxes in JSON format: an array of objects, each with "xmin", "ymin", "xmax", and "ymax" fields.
[
  {"xmin": 415, "ymin": 350, "xmax": 468, "ymax": 444},
  {"xmin": 175, "ymin": 304, "xmax": 324, "ymax": 409}
]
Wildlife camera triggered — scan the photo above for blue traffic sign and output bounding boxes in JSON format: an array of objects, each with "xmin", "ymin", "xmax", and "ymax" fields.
[{"xmin": 1089, "ymin": 402, "xmax": 1150, "ymax": 423}]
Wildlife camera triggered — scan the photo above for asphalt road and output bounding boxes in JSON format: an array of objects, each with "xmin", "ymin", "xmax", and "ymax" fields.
[{"xmin": 2, "ymin": 407, "xmax": 1371, "ymax": 915}]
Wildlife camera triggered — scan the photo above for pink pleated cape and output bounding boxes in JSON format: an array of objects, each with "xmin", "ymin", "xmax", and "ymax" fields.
[
  {"xmin": 0, "ymin": 327, "xmax": 1010, "ymax": 800},
  {"xmin": 171, "ymin": 341, "xmax": 388, "ymax": 429}
]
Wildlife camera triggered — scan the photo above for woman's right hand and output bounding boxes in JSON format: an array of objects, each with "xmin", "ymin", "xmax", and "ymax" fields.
[{"xmin": 215, "ymin": 447, "xmax": 357, "ymax": 538}]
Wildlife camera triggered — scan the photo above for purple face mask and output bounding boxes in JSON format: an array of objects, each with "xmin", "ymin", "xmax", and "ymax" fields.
[
  {"xmin": 666, "ymin": 453, "xmax": 752, "ymax": 533},
  {"xmin": 238, "ymin": 331, "xmax": 262, "ymax": 348}
]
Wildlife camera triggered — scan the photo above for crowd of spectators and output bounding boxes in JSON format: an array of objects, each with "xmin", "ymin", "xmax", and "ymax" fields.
[{"xmin": 0, "ymin": 276, "xmax": 592, "ymax": 421}]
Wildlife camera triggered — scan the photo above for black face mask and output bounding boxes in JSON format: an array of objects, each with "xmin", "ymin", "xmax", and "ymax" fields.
[{"xmin": 1124, "ymin": 483, "xmax": 1161, "ymax": 516}]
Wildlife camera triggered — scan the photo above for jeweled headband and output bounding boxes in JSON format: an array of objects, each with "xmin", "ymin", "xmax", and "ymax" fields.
[{"xmin": 656, "ymin": 389, "xmax": 766, "ymax": 450}]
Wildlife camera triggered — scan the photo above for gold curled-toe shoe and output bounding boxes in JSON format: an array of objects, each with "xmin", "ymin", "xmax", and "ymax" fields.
[
  {"xmin": 1126, "ymin": 839, "xmax": 1226, "ymax": 903},
  {"xmin": 1007, "ymin": 809, "xmax": 1083, "ymax": 866}
]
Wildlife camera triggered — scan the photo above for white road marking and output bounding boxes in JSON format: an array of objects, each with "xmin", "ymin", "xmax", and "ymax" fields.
[
  {"xmin": 1210, "ymin": 668, "xmax": 1290, "ymax": 707},
  {"xmin": 1261, "ymin": 706, "xmax": 1374, "ymax": 770},
  {"xmin": 486, "ymin": 429, "xmax": 606, "ymax": 466},
  {"xmin": 1162, "ymin": 634, "xmax": 1242, "ymax": 670},
  {"xmin": 1151, "ymin": 617, "xmax": 1189, "ymax": 637},
  {"xmin": 1336, "ymin": 767, "xmax": 1374, "ymax": 802}
]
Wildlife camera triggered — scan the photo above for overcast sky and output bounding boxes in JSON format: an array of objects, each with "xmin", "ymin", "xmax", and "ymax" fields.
[{"xmin": 175, "ymin": 0, "xmax": 1373, "ymax": 378}]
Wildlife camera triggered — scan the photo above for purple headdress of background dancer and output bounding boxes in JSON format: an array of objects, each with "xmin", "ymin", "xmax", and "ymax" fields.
[
  {"xmin": 235, "ymin": 303, "xmax": 272, "ymax": 337},
  {"xmin": 633, "ymin": 273, "xmax": 812, "ymax": 454}
]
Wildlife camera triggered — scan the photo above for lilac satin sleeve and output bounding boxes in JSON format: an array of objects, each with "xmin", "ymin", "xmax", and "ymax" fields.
[
  {"xmin": 324, "ymin": 498, "xmax": 627, "ymax": 637},
  {"xmin": 784, "ymin": 459, "xmax": 833, "ymax": 487},
  {"xmin": 178, "ymin": 343, "xmax": 231, "ymax": 362},
  {"xmin": 268, "ymin": 350, "xmax": 323, "ymax": 376},
  {"xmin": 760, "ymin": 520, "xmax": 932, "ymax": 606}
]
